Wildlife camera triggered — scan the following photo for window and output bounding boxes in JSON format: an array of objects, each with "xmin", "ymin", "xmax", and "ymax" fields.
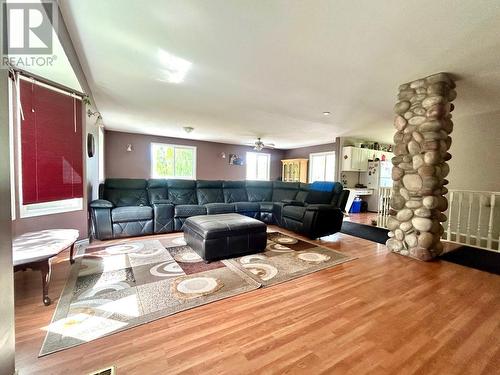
[
  {"xmin": 17, "ymin": 76, "xmax": 83, "ymax": 218},
  {"xmin": 246, "ymin": 152, "xmax": 270, "ymax": 180},
  {"xmin": 309, "ymin": 151, "xmax": 335, "ymax": 182},
  {"xmin": 151, "ymin": 143, "xmax": 196, "ymax": 179}
]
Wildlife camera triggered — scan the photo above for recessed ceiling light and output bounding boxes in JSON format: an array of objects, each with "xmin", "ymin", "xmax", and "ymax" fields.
[
  {"xmin": 183, "ymin": 126, "xmax": 194, "ymax": 133},
  {"xmin": 323, "ymin": 111, "xmax": 331, "ymax": 116}
]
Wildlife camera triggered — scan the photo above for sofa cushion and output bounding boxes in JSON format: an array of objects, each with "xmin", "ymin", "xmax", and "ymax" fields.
[
  {"xmin": 272, "ymin": 181, "xmax": 299, "ymax": 202},
  {"xmin": 196, "ymin": 180, "xmax": 224, "ymax": 205},
  {"xmin": 223, "ymin": 181, "xmax": 247, "ymax": 203},
  {"xmin": 106, "ymin": 178, "xmax": 147, "ymax": 190},
  {"xmin": 329, "ymin": 182, "xmax": 345, "ymax": 206},
  {"xmin": 174, "ymin": 204, "xmax": 207, "ymax": 218},
  {"xmin": 111, "ymin": 206, "xmax": 153, "ymax": 223},
  {"xmin": 205, "ymin": 203, "xmax": 235, "ymax": 215},
  {"xmin": 296, "ymin": 183, "xmax": 310, "ymax": 202},
  {"xmin": 282, "ymin": 205, "xmax": 306, "ymax": 221},
  {"xmin": 259, "ymin": 202, "xmax": 274, "ymax": 212},
  {"xmin": 147, "ymin": 179, "xmax": 168, "ymax": 203},
  {"xmin": 167, "ymin": 179, "xmax": 197, "ymax": 205},
  {"xmin": 103, "ymin": 179, "xmax": 149, "ymax": 207},
  {"xmin": 305, "ymin": 190, "xmax": 333, "ymax": 204},
  {"xmin": 104, "ymin": 189, "xmax": 149, "ymax": 207},
  {"xmin": 246, "ymin": 180, "xmax": 273, "ymax": 202},
  {"xmin": 235, "ymin": 202, "xmax": 260, "ymax": 213}
]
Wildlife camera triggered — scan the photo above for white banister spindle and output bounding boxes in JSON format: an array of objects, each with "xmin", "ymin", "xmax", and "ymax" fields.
[
  {"xmin": 487, "ymin": 193, "xmax": 496, "ymax": 249},
  {"xmin": 477, "ymin": 194, "xmax": 483, "ymax": 248},
  {"xmin": 447, "ymin": 191, "xmax": 454, "ymax": 241},
  {"xmin": 377, "ymin": 187, "xmax": 391, "ymax": 229},
  {"xmin": 466, "ymin": 193, "xmax": 473, "ymax": 244},
  {"xmin": 456, "ymin": 192, "xmax": 463, "ymax": 243}
]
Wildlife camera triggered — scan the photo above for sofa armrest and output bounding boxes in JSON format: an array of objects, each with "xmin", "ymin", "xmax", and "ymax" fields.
[
  {"xmin": 89, "ymin": 200, "xmax": 113, "ymax": 240},
  {"xmin": 90, "ymin": 199, "xmax": 113, "ymax": 209},
  {"xmin": 302, "ymin": 205, "xmax": 343, "ymax": 239},
  {"xmin": 152, "ymin": 202, "xmax": 174, "ymax": 234},
  {"xmin": 305, "ymin": 204, "xmax": 337, "ymax": 211}
]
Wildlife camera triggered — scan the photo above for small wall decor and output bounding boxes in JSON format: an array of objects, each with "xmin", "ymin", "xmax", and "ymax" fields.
[
  {"xmin": 126, "ymin": 144, "xmax": 133, "ymax": 152},
  {"xmin": 87, "ymin": 133, "xmax": 95, "ymax": 157},
  {"xmin": 229, "ymin": 154, "xmax": 243, "ymax": 165}
]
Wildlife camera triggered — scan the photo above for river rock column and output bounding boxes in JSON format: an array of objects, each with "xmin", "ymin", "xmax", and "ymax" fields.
[{"xmin": 386, "ymin": 73, "xmax": 456, "ymax": 261}]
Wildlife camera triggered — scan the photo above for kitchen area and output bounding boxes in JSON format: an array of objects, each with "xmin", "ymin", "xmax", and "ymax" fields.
[{"xmin": 340, "ymin": 142, "xmax": 394, "ymax": 220}]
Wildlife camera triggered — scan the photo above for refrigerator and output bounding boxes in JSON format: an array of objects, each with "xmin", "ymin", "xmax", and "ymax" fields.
[{"xmin": 365, "ymin": 161, "xmax": 393, "ymax": 212}]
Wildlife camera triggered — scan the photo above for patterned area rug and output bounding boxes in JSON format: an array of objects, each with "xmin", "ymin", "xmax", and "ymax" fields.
[
  {"xmin": 226, "ymin": 232, "xmax": 356, "ymax": 286},
  {"xmin": 40, "ymin": 232, "xmax": 355, "ymax": 356}
]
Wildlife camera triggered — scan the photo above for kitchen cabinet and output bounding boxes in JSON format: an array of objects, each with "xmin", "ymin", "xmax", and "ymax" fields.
[
  {"xmin": 342, "ymin": 147, "xmax": 394, "ymax": 172},
  {"xmin": 342, "ymin": 146, "xmax": 370, "ymax": 172}
]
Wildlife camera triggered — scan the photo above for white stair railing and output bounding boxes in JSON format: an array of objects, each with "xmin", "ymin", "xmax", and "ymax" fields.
[
  {"xmin": 377, "ymin": 187, "xmax": 392, "ymax": 229},
  {"xmin": 376, "ymin": 188, "xmax": 500, "ymax": 252},
  {"xmin": 444, "ymin": 190, "xmax": 500, "ymax": 252}
]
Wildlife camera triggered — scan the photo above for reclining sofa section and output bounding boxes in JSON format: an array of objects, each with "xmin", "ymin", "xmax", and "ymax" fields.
[{"xmin": 90, "ymin": 179, "xmax": 347, "ymax": 240}]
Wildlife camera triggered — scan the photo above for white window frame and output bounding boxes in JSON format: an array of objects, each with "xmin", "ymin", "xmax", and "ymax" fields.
[
  {"xmin": 246, "ymin": 152, "xmax": 271, "ymax": 181},
  {"xmin": 309, "ymin": 151, "xmax": 336, "ymax": 182},
  {"xmin": 98, "ymin": 125, "xmax": 105, "ymax": 182},
  {"xmin": 15, "ymin": 76, "xmax": 83, "ymax": 219},
  {"xmin": 9, "ymin": 75, "xmax": 16, "ymax": 220},
  {"xmin": 150, "ymin": 142, "xmax": 197, "ymax": 180}
]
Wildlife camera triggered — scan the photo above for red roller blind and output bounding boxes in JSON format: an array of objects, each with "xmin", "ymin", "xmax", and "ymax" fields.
[{"xmin": 20, "ymin": 79, "xmax": 83, "ymax": 205}]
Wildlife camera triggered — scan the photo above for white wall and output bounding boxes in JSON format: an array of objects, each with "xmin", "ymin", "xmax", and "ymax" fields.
[{"xmin": 448, "ymin": 111, "xmax": 500, "ymax": 192}]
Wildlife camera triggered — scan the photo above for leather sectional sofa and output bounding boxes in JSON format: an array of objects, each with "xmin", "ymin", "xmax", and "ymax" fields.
[{"xmin": 89, "ymin": 179, "xmax": 348, "ymax": 240}]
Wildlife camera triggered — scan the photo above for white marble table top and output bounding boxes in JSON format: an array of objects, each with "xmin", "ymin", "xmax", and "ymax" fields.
[{"xmin": 13, "ymin": 229, "xmax": 79, "ymax": 266}]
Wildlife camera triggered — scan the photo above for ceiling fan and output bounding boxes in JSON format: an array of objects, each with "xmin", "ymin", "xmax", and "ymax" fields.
[{"xmin": 247, "ymin": 137, "xmax": 275, "ymax": 151}]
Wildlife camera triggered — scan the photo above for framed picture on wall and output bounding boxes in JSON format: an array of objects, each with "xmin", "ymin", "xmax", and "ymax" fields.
[{"xmin": 229, "ymin": 154, "xmax": 243, "ymax": 165}]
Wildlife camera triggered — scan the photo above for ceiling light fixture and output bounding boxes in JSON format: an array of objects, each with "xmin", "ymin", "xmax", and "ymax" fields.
[
  {"xmin": 323, "ymin": 111, "xmax": 331, "ymax": 116},
  {"xmin": 183, "ymin": 126, "xmax": 194, "ymax": 133}
]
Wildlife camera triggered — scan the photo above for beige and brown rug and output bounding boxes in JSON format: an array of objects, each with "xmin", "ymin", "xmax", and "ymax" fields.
[{"xmin": 40, "ymin": 232, "xmax": 355, "ymax": 356}]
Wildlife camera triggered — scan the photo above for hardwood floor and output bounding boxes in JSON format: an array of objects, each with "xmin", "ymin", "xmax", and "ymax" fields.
[
  {"xmin": 14, "ymin": 226, "xmax": 500, "ymax": 374},
  {"xmin": 344, "ymin": 212, "xmax": 379, "ymax": 225}
]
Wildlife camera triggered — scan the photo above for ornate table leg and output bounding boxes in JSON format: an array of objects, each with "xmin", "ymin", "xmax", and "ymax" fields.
[
  {"xmin": 70, "ymin": 242, "xmax": 75, "ymax": 264},
  {"xmin": 38, "ymin": 259, "xmax": 52, "ymax": 306}
]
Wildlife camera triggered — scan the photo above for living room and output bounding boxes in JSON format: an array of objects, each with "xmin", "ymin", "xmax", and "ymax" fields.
[{"xmin": 1, "ymin": 1, "xmax": 499, "ymax": 374}]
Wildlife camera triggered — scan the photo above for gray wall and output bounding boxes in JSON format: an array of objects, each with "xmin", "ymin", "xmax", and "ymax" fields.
[
  {"xmin": 447, "ymin": 111, "xmax": 500, "ymax": 191},
  {"xmin": 284, "ymin": 142, "xmax": 336, "ymax": 159},
  {"xmin": 105, "ymin": 131, "xmax": 286, "ymax": 181},
  {"xmin": 0, "ymin": 71, "xmax": 15, "ymax": 375},
  {"xmin": 283, "ymin": 142, "xmax": 337, "ymax": 181}
]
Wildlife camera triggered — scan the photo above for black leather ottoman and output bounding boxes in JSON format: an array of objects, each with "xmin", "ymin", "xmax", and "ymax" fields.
[{"xmin": 183, "ymin": 213, "xmax": 267, "ymax": 261}]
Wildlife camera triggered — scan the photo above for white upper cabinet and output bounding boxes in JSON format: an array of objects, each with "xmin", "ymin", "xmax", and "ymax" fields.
[
  {"xmin": 342, "ymin": 146, "xmax": 369, "ymax": 171},
  {"xmin": 341, "ymin": 146, "xmax": 394, "ymax": 172}
]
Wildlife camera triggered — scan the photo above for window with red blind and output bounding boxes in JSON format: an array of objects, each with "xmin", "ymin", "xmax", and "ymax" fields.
[{"xmin": 19, "ymin": 78, "xmax": 83, "ymax": 206}]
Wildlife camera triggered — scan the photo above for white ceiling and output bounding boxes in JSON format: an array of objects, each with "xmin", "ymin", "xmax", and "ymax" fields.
[{"xmin": 60, "ymin": 0, "xmax": 500, "ymax": 149}]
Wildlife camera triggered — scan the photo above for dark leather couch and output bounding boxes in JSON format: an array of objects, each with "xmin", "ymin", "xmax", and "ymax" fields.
[{"xmin": 90, "ymin": 178, "xmax": 347, "ymax": 240}]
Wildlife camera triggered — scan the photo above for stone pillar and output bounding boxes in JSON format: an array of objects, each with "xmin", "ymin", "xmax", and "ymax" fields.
[{"xmin": 386, "ymin": 73, "xmax": 456, "ymax": 261}]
